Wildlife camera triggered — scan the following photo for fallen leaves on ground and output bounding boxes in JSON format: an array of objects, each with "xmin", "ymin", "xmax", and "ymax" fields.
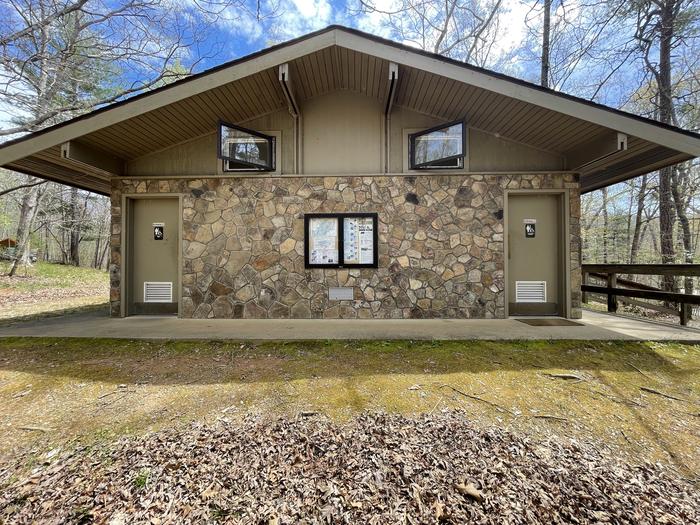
[{"xmin": 1, "ymin": 411, "xmax": 697, "ymax": 524}]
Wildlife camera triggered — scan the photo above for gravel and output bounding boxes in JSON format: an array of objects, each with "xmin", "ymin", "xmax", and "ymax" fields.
[{"xmin": 1, "ymin": 411, "xmax": 697, "ymax": 524}]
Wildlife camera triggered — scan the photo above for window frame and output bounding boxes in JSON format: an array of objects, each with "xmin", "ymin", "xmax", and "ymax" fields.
[
  {"xmin": 304, "ymin": 212, "xmax": 379, "ymax": 269},
  {"xmin": 218, "ymin": 120, "xmax": 276, "ymax": 172},
  {"xmin": 408, "ymin": 119, "xmax": 466, "ymax": 170}
]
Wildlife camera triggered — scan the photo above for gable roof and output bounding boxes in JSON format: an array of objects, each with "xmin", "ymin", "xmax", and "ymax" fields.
[{"xmin": 1, "ymin": 24, "xmax": 699, "ymax": 195}]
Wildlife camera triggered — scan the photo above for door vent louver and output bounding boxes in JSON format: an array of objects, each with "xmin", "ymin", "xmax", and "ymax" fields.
[
  {"xmin": 515, "ymin": 281, "xmax": 547, "ymax": 303},
  {"xmin": 144, "ymin": 282, "xmax": 173, "ymax": 303}
]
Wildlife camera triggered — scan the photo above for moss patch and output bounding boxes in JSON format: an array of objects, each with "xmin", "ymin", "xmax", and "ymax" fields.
[{"xmin": 0, "ymin": 338, "xmax": 698, "ymax": 479}]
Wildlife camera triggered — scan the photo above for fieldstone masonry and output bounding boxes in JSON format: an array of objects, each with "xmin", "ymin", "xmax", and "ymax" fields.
[{"xmin": 110, "ymin": 174, "xmax": 581, "ymax": 319}]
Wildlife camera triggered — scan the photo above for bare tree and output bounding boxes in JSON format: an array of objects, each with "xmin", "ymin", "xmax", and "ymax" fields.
[
  {"xmin": 521, "ymin": 1, "xmax": 637, "ymax": 97},
  {"xmin": 9, "ymin": 179, "xmax": 45, "ymax": 275},
  {"xmin": 0, "ymin": 0, "xmax": 276, "ymax": 136},
  {"xmin": 629, "ymin": 174, "xmax": 649, "ymax": 264},
  {"xmin": 569, "ymin": 0, "xmax": 699, "ymax": 313},
  {"xmin": 0, "ymin": 179, "xmax": 46, "ymax": 198},
  {"xmin": 671, "ymin": 162, "xmax": 698, "ymax": 293},
  {"xmin": 1, "ymin": 0, "xmax": 279, "ymax": 276},
  {"xmin": 632, "ymin": 0, "xmax": 699, "ymax": 291},
  {"xmin": 601, "ymin": 186, "xmax": 609, "ymax": 263},
  {"xmin": 355, "ymin": 0, "xmax": 506, "ymax": 65},
  {"xmin": 540, "ymin": 0, "xmax": 551, "ymax": 87}
]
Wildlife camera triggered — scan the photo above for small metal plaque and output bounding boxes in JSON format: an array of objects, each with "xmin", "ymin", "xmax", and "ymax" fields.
[{"xmin": 329, "ymin": 287, "xmax": 354, "ymax": 301}]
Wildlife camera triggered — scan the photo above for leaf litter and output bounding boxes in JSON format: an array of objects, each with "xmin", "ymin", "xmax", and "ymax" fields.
[{"xmin": 1, "ymin": 410, "xmax": 697, "ymax": 524}]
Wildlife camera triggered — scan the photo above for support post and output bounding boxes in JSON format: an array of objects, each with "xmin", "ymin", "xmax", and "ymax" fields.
[
  {"xmin": 582, "ymin": 271, "xmax": 588, "ymax": 304},
  {"xmin": 607, "ymin": 273, "xmax": 617, "ymax": 312},
  {"xmin": 680, "ymin": 303, "xmax": 691, "ymax": 326}
]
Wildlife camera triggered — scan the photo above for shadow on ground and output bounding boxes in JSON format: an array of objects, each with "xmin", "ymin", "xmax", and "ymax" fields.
[
  {"xmin": 0, "ymin": 303, "xmax": 109, "ymax": 327},
  {"xmin": 0, "ymin": 337, "xmax": 690, "ymax": 386}
]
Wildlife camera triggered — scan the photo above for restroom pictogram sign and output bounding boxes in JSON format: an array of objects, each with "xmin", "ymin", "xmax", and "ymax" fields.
[
  {"xmin": 523, "ymin": 219, "xmax": 536, "ymax": 238},
  {"xmin": 153, "ymin": 222, "xmax": 165, "ymax": 240}
]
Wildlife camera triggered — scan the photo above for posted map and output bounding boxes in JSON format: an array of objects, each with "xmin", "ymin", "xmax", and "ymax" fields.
[{"xmin": 308, "ymin": 217, "xmax": 338, "ymax": 265}]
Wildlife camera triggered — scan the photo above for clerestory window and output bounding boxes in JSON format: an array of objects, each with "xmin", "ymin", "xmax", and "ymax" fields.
[
  {"xmin": 218, "ymin": 121, "xmax": 275, "ymax": 172},
  {"xmin": 409, "ymin": 120, "xmax": 465, "ymax": 170}
]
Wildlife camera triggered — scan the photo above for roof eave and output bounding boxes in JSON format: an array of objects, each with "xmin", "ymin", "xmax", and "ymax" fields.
[
  {"xmin": 333, "ymin": 29, "xmax": 700, "ymax": 157},
  {"xmin": 0, "ymin": 27, "xmax": 339, "ymax": 166}
]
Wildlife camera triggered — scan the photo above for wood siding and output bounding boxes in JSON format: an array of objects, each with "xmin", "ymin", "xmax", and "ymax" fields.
[{"xmin": 124, "ymin": 92, "xmax": 564, "ymax": 177}]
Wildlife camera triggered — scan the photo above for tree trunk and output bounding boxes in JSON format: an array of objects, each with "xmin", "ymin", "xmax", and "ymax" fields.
[
  {"xmin": 671, "ymin": 166, "xmax": 693, "ymax": 296},
  {"xmin": 602, "ymin": 186, "xmax": 609, "ymax": 263},
  {"xmin": 8, "ymin": 179, "xmax": 46, "ymax": 276},
  {"xmin": 8, "ymin": 19, "xmax": 51, "ymax": 276},
  {"xmin": 44, "ymin": 222, "xmax": 49, "ymax": 261},
  {"xmin": 659, "ymin": 169, "xmax": 676, "ymax": 291},
  {"xmin": 629, "ymin": 174, "xmax": 647, "ymax": 264},
  {"xmin": 93, "ymin": 230, "xmax": 101, "ymax": 269},
  {"xmin": 657, "ymin": 1, "xmax": 677, "ymax": 292},
  {"xmin": 69, "ymin": 186, "xmax": 80, "ymax": 265},
  {"xmin": 99, "ymin": 238, "xmax": 110, "ymax": 270},
  {"xmin": 540, "ymin": 0, "xmax": 551, "ymax": 88}
]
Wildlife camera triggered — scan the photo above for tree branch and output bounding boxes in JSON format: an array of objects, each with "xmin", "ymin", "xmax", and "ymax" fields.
[{"xmin": 0, "ymin": 180, "xmax": 47, "ymax": 198}]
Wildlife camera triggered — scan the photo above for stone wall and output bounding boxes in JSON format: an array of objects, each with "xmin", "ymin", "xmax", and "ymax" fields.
[{"xmin": 110, "ymin": 173, "xmax": 581, "ymax": 319}]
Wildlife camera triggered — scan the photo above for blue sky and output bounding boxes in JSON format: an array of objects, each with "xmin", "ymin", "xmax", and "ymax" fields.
[{"xmin": 192, "ymin": 0, "xmax": 537, "ymax": 80}]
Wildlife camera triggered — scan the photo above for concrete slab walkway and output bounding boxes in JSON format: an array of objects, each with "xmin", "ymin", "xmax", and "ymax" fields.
[{"xmin": 0, "ymin": 308, "xmax": 698, "ymax": 341}]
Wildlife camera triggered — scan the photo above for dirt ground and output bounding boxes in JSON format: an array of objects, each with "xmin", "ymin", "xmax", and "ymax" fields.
[
  {"xmin": 0, "ymin": 337, "xmax": 698, "ymax": 484},
  {"xmin": 0, "ymin": 262, "xmax": 108, "ymax": 321}
]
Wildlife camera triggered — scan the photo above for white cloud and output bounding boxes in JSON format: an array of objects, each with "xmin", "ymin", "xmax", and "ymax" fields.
[
  {"xmin": 494, "ymin": 0, "xmax": 530, "ymax": 57},
  {"xmin": 353, "ymin": 0, "xmax": 532, "ymax": 67},
  {"xmin": 274, "ymin": 0, "xmax": 334, "ymax": 39},
  {"xmin": 229, "ymin": 11, "xmax": 265, "ymax": 43},
  {"xmin": 355, "ymin": 0, "xmax": 397, "ymax": 38},
  {"xmin": 290, "ymin": 0, "xmax": 332, "ymax": 21},
  {"xmin": 218, "ymin": 0, "xmax": 334, "ymax": 48}
]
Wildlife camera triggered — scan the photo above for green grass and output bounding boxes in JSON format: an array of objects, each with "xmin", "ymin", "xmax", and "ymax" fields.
[
  {"xmin": 0, "ymin": 337, "xmax": 698, "ymax": 479},
  {"xmin": 133, "ymin": 468, "xmax": 150, "ymax": 490},
  {"xmin": 0, "ymin": 261, "xmax": 107, "ymax": 291},
  {"xmin": 0, "ymin": 261, "xmax": 108, "ymax": 320}
]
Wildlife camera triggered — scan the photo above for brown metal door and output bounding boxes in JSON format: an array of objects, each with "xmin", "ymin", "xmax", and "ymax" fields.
[
  {"xmin": 127, "ymin": 198, "xmax": 179, "ymax": 315},
  {"xmin": 507, "ymin": 193, "xmax": 562, "ymax": 316}
]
